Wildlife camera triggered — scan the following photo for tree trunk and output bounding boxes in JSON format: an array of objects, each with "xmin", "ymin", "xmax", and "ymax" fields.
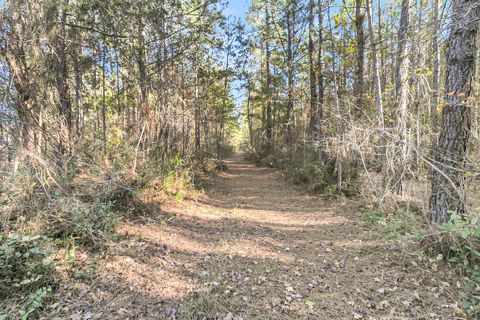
[
  {"xmin": 327, "ymin": 0, "xmax": 343, "ymax": 186},
  {"xmin": 354, "ymin": 0, "xmax": 365, "ymax": 116},
  {"xmin": 194, "ymin": 70, "xmax": 201, "ymax": 151},
  {"xmin": 389, "ymin": 0, "xmax": 411, "ymax": 194},
  {"xmin": 1, "ymin": 28, "xmax": 35, "ymax": 155},
  {"xmin": 316, "ymin": 0, "xmax": 325, "ymax": 165},
  {"xmin": 366, "ymin": 0, "xmax": 385, "ymax": 155},
  {"xmin": 285, "ymin": 0, "xmax": 296, "ymax": 145},
  {"xmin": 265, "ymin": 3, "xmax": 273, "ymax": 152},
  {"xmin": 429, "ymin": 0, "xmax": 479, "ymax": 223},
  {"xmin": 308, "ymin": 0, "xmax": 318, "ymax": 135},
  {"xmin": 53, "ymin": 0, "xmax": 73, "ymax": 151},
  {"xmin": 378, "ymin": 0, "xmax": 386, "ymax": 92},
  {"xmin": 431, "ymin": 0, "xmax": 441, "ymax": 128}
]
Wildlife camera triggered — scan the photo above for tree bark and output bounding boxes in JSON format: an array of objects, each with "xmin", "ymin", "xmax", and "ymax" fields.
[
  {"xmin": 285, "ymin": 0, "xmax": 296, "ymax": 145},
  {"xmin": 327, "ymin": 0, "xmax": 343, "ymax": 186},
  {"xmin": 308, "ymin": 0, "xmax": 317, "ymax": 136},
  {"xmin": 389, "ymin": 0, "xmax": 411, "ymax": 194},
  {"xmin": 316, "ymin": 0, "xmax": 325, "ymax": 165},
  {"xmin": 1, "ymin": 24, "xmax": 35, "ymax": 154},
  {"xmin": 366, "ymin": 0, "xmax": 385, "ymax": 155},
  {"xmin": 431, "ymin": 0, "xmax": 441, "ymax": 128},
  {"xmin": 429, "ymin": 0, "xmax": 479, "ymax": 223},
  {"xmin": 53, "ymin": 0, "xmax": 73, "ymax": 149},
  {"xmin": 354, "ymin": 0, "xmax": 365, "ymax": 116},
  {"xmin": 265, "ymin": 3, "xmax": 273, "ymax": 152}
]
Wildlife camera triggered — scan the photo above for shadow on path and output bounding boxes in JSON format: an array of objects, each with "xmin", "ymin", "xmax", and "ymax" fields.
[{"xmin": 43, "ymin": 153, "xmax": 459, "ymax": 319}]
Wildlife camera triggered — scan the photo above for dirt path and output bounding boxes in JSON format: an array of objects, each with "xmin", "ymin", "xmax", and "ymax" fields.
[{"xmin": 47, "ymin": 153, "xmax": 459, "ymax": 319}]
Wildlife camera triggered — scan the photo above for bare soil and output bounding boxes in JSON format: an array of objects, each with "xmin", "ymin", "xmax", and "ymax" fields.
[{"xmin": 44, "ymin": 153, "xmax": 461, "ymax": 319}]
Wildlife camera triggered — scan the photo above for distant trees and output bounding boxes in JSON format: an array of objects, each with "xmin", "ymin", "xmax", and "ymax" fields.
[
  {"xmin": 1, "ymin": 0, "xmax": 479, "ymax": 223},
  {"xmin": 0, "ymin": 0, "xmax": 240, "ymax": 172},
  {"xmin": 244, "ymin": 0, "xmax": 480, "ymax": 218}
]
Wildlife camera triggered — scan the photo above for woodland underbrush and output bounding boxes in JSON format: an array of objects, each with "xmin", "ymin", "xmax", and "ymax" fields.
[
  {"xmin": 243, "ymin": 145, "xmax": 360, "ymax": 197},
  {"xmin": 361, "ymin": 201, "xmax": 480, "ymax": 317},
  {"xmin": 0, "ymin": 146, "xmax": 226, "ymax": 318},
  {"xmin": 244, "ymin": 134, "xmax": 480, "ymax": 317}
]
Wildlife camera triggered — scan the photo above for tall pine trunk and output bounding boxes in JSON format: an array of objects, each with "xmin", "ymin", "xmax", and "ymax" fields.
[
  {"xmin": 265, "ymin": 3, "xmax": 273, "ymax": 152},
  {"xmin": 354, "ymin": 0, "xmax": 365, "ymax": 115},
  {"xmin": 429, "ymin": 0, "xmax": 479, "ymax": 223}
]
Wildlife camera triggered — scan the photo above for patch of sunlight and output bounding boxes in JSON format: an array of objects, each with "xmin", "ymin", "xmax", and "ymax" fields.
[
  {"xmin": 228, "ymin": 211, "xmax": 349, "ymax": 228},
  {"xmin": 215, "ymin": 239, "xmax": 294, "ymax": 263},
  {"xmin": 120, "ymin": 223, "xmax": 213, "ymax": 254},
  {"xmin": 230, "ymin": 207, "xmax": 249, "ymax": 219},
  {"xmin": 170, "ymin": 203, "xmax": 230, "ymax": 221},
  {"xmin": 330, "ymin": 239, "xmax": 381, "ymax": 249}
]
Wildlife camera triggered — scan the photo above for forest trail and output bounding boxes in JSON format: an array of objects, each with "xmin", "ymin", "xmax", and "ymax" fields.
[{"xmin": 47, "ymin": 153, "xmax": 458, "ymax": 320}]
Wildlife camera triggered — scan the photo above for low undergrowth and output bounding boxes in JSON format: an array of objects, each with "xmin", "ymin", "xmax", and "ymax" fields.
[
  {"xmin": 244, "ymin": 147, "xmax": 359, "ymax": 197},
  {"xmin": 419, "ymin": 214, "xmax": 480, "ymax": 317},
  {"xmin": 0, "ymin": 235, "xmax": 55, "ymax": 319},
  {"xmin": 0, "ymin": 151, "xmax": 224, "ymax": 318},
  {"xmin": 362, "ymin": 206, "xmax": 480, "ymax": 317}
]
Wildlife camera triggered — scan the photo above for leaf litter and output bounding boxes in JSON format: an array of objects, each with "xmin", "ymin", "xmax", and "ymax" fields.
[{"xmin": 42, "ymin": 154, "xmax": 462, "ymax": 319}]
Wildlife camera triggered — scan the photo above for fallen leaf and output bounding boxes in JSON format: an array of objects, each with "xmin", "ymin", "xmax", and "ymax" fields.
[
  {"xmin": 305, "ymin": 299, "xmax": 316, "ymax": 309},
  {"xmin": 352, "ymin": 310, "xmax": 363, "ymax": 319}
]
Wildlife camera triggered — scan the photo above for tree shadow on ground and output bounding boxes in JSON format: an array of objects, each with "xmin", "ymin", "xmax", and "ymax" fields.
[{"xmin": 41, "ymin": 155, "xmax": 460, "ymax": 319}]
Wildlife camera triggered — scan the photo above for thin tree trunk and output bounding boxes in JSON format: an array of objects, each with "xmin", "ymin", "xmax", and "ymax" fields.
[
  {"xmin": 53, "ymin": 0, "xmax": 73, "ymax": 154},
  {"xmin": 308, "ymin": 0, "xmax": 318, "ymax": 135},
  {"xmin": 431, "ymin": 0, "xmax": 441, "ymax": 128},
  {"xmin": 327, "ymin": 1, "xmax": 343, "ymax": 186},
  {"xmin": 73, "ymin": 41, "xmax": 83, "ymax": 135},
  {"xmin": 390, "ymin": 0, "xmax": 411, "ymax": 194},
  {"xmin": 316, "ymin": 0, "xmax": 325, "ymax": 165},
  {"xmin": 285, "ymin": 0, "xmax": 296, "ymax": 146},
  {"xmin": 378, "ymin": 0, "xmax": 386, "ymax": 91},
  {"xmin": 101, "ymin": 42, "xmax": 107, "ymax": 156},
  {"xmin": 366, "ymin": 0, "xmax": 385, "ymax": 156},
  {"xmin": 246, "ymin": 81, "xmax": 254, "ymax": 148},
  {"xmin": 194, "ymin": 70, "xmax": 201, "ymax": 152},
  {"xmin": 265, "ymin": 3, "xmax": 273, "ymax": 152}
]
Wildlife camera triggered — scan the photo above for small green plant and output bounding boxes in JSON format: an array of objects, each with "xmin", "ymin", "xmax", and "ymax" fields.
[
  {"xmin": 162, "ymin": 154, "xmax": 195, "ymax": 200},
  {"xmin": 0, "ymin": 234, "xmax": 54, "ymax": 299},
  {"xmin": 47, "ymin": 198, "xmax": 117, "ymax": 246},
  {"xmin": 286, "ymin": 161, "xmax": 327, "ymax": 186},
  {"xmin": 432, "ymin": 213, "xmax": 480, "ymax": 316},
  {"xmin": 361, "ymin": 208, "xmax": 386, "ymax": 225},
  {"xmin": 360, "ymin": 207, "xmax": 414, "ymax": 239},
  {"xmin": 1, "ymin": 235, "xmax": 54, "ymax": 318},
  {"xmin": 18, "ymin": 286, "xmax": 51, "ymax": 320}
]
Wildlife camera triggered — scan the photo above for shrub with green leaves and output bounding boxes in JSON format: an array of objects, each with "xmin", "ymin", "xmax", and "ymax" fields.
[
  {"xmin": 0, "ymin": 234, "xmax": 55, "ymax": 300},
  {"xmin": 46, "ymin": 198, "xmax": 117, "ymax": 246},
  {"xmin": 361, "ymin": 207, "xmax": 415, "ymax": 239},
  {"xmin": 429, "ymin": 213, "xmax": 480, "ymax": 316},
  {"xmin": 162, "ymin": 154, "xmax": 196, "ymax": 200}
]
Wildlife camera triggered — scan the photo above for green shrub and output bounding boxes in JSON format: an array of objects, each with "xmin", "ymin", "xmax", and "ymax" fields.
[
  {"xmin": 0, "ymin": 234, "xmax": 55, "ymax": 301},
  {"xmin": 162, "ymin": 154, "xmax": 196, "ymax": 200},
  {"xmin": 17, "ymin": 286, "xmax": 51, "ymax": 320},
  {"xmin": 424, "ymin": 213, "xmax": 480, "ymax": 316},
  {"xmin": 360, "ymin": 207, "xmax": 414, "ymax": 239},
  {"xmin": 46, "ymin": 198, "xmax": 117, "ymax": 246}
]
